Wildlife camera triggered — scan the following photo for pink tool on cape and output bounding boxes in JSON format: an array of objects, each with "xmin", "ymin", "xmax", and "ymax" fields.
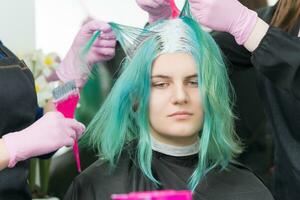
[
  {"xmin": 111, "ymin": 190, "xmax": 192, "ymax": 200},
  {"xmin": 52, "ymin": 80, "xmax": 82, "ymax": 172}
]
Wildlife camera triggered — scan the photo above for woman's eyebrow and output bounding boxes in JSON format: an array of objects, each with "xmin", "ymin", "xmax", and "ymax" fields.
[
  {"xmin": 151, "ymin": 74, "xmax": 198, "ymax": 79},
  {"xmin": 185, "ymin": 74, "xmax": 198, "ymax": 79},
  {"xmin": 151, "ymin": 75, "xmax": 171, "ymax": 79}
]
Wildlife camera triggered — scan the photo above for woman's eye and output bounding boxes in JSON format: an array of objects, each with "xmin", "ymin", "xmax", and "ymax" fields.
[
  {"xmin": 187, "ymin": 80, "xmax": 198, "ymax": 87},
  {"xmin": 152, "ymin": 82, "xmax": 169, "ymax": 88}
]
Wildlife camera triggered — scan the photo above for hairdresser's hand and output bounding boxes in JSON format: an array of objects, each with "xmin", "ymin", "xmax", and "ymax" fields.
[
  {"xmin": 2, "ymin": 112, "xmax": 85, "ymax": 168},
  {"xmin": 56, "ymin": 20, "xmax": 116, "ymax": 88},
  {"xmin": 136, "ymin": 0, "xmax": 172, "ymax": 24},
  {"xmin": 189, "ymin": 0, "xmax": 258, "ymax": 44}
]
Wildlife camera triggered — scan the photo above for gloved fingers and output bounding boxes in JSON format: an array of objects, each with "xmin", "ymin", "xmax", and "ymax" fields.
[
  {"xmin": 189, "ymin": 0, "xmax": 207, "ymax": 9},
  {"xmin": 64, "ymin": 137, "xmax": 75, "ymax": 147},
  {"xmin": 61, "ymin": 126, "xmax": 77, "ymax": 141},
  {"xmin": 92, "ymin": 47, "xmax": 116, "ymax": 57},
  {"xmin": 142, "ymin": 5, "xmax": 158, "ymax": 12},
  {"xmin": 99, "ymin": 31, "xmax": 116, "ymax": 40},
  {"xmin": 140, "ymin": 0, "xmax": 160, "ymax": 9},
  {"xmin": 189, "ymin": 1, "xmax": 207, "ymax": 10},
  {"xmin": 90, "ymin": 53, "xmax": 116, "ymax": 62},
  {"xmin": 145, "ymin": 1, "xmax": 161, "ymax": 9},
  {"xmin": 74, "ymin": 123, "xmax": 85, "ymax": 139},
  {"xmin": 93, "ymin": 39, "xmax": 116, "ymax": 48},
  {"xmin": 45, "ymin": 111, "xmax": 65, "ymax": 119},
  {"xmin": 96, "ymin": 32, "xmax": 116, "ymax": 42},
  {"xmin": 82, "ymin": 20, "xmax": 112, "ymax": 35},
  {"xmin": 153, "ymin": 0, "xmax": 170, "ymax": 6},
  {"xmin": 137, "ymin": 0, "xmax": 158, "ymax": 8},
  {"xmin": 64, "ymin": 119, "xmax": 86, "ymax": 137}
]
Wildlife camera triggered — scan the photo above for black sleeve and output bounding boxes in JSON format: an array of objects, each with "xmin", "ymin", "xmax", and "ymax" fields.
[
  {"xmin": 211, "ymin": 31, "xmax": 253, "ymax": 72},
  {"xmin": 251, "ymin": 27, "xmax": 300, "ymax": 99}
]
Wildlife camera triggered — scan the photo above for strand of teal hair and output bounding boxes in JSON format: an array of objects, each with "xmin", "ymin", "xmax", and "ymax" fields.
[
  {"xmin": 131, "ymin": 40, "xmax": 159, "ymax": 184},
  {"xmin": 81, "ymin": 36, "xmax": 159, "ymax": 183},
  {"xmin": 180, "ymin": 0, "xmax": 193, "ymax": 19},
  {"xmin": 73, "ymin": 30, "xmax": 102, "ymax": 91},
  {"xmin": 180, "ymin": 17, "xmax": 242, "ymax": 191},
  {"xmin": 78, "ymin": 30, "xmax": 104, "ymax": 150},
  {"xmin": 82, "ymin": 30, "xmax": 101, "ymax": 56}
]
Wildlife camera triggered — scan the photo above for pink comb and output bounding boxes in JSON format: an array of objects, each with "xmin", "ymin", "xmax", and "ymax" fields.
[
  {"xmin": 170, "ymin": 0, "xmax": 180, "ymax": 18},
  {"xmin": 53, "ymin": 80, "xmax": 82, "ymax": 172}
]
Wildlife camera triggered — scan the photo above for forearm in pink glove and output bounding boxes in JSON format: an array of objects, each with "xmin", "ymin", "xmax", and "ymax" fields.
[
  {"xmin": 136, "ymin": 0, "xmax": 172, "ymax": 24},
  {"xmin": 189, "ymin": 0, "xmax": 258, "ymax": 45},
  {"xmin": 56, "ymin": 20, "xmax": 116, "ymax": 88},
  {"xmin": 2, "ymin": 112, "xmax": 85, "ymax": 168}
]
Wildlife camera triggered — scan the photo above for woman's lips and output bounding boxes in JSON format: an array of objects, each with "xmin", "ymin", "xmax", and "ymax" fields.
[{"xmin": 168, "ymin": 111, "xmax": 193, "ymax": 119}]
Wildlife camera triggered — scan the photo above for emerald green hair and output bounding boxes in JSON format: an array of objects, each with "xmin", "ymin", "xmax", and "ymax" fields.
[{"xmin": 81, "ymin": 16, "xmax": 242, "ymax": 191}]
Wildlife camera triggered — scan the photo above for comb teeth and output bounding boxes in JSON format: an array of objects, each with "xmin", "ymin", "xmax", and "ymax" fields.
[{"xmin": 52, "ymin": 80, "xmax": 77, "ymax": 101}]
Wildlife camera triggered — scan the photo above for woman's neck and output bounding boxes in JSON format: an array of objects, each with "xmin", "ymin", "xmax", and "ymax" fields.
[{"xmin": 150, "ymin": 135, "xmax": 199, "ymax": 157}]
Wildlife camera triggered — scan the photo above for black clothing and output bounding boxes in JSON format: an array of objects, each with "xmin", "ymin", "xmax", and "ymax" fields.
[
  {"xmin": 212, "ymin": 5, "xmax": 300, "ymax": 199},
  {"xmin": 0, "ymin": 41, "xmax": 38, "ymax": 200},
  {"xmin": 64, "ymin": 145, "xmax": 273, "ymax": 200}
]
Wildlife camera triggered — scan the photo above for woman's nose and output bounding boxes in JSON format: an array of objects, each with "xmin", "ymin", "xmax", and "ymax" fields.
[{"xmin": 171, "ymin": 84, "xmax": 189, "ymax": 105}]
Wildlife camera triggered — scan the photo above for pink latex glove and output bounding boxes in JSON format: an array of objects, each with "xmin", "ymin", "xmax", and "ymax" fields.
[
  {"xmin": 136, "ymin": 0, "xmax": 172, "ymax": 24},
  {"xmin": 189, "ymin": 0, "xmax": 258, "ymax": 44},
  {"xmin": 2, "ymin": 112, "xmax": 85, "ymax": 168},
  {"xmin": 56, "ymin": 20, "xmax": 116, "ymax": 88}
]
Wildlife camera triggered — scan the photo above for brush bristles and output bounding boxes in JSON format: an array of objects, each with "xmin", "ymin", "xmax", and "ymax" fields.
[{"xmin": 52, "ymin": 80, "xmax": 77, "ymax": 101}]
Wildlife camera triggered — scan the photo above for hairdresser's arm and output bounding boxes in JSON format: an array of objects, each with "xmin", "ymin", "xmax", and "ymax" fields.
[
  {"xmin": 211, "ymin": 18, "xmax": 268, "ymax": 71},
  {"xmin": 190, "ymin": 0, "xmax": 300, "ymax": 99},
  {"xmin": 136, "ymin": 0, "xmax": 172, "ymax": 24},
  {"xmin": 249, "ymin": 23, "xmax": 300, "ymax": 99},
  {"xmin": 0, "ymin": 112, "xmax": 85, "ymax": 171},
  {"xmin": 55, "ymin": 20, "xmax": 116, "ymax": 89},
  {"xmin": 243, "ymin": 18, "xmax": 269, "ymax": 52},
  {"xmin": 217, "ymin": 4, "xmax": 300, "ymax": 99}
]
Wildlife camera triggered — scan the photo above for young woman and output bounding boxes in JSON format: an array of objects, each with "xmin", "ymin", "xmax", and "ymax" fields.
[{"xmin": 64, "ymin": 17, "xmax": 273, "ymax": 200}]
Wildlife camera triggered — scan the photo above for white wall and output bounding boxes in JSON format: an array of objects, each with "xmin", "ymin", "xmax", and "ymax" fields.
[
  {"xmin": 35, "ymin": 0, "xmax": 278, "ymax": 57},
  {"xmin": 0, "ymin": 0, "xmax": 36, "ymax": 54},
  {"xmin": 35, "ymin": 0, "xmax": 85, "ymax": 57},
  {"xmin": 1, "ymin": 0, "xmax": 278, "ymax": 56},
  {"xmin": 35, "ymin": 0, "xmax": 150, "ymax": 57}
]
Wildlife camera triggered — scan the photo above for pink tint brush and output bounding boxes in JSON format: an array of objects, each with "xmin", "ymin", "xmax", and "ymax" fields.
[{"xmin": 52, "ymin": 80, "xmax": 82, "ymax": 172}]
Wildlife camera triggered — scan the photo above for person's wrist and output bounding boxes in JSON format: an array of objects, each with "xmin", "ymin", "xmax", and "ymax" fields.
[
  {"xmin": 0, "ymin": 139, "xmax": 10, "ymax": 170},
  {"xmin": 243, "ymin": 18, "xmax": 269, "ymax": 52},
  {"xmin": 2, "ymin": 132, "xmax": 23, "ymax": 168},
  {"xmin": 232, "ymin": 7, "xmax": 258, "ymax": 45}
]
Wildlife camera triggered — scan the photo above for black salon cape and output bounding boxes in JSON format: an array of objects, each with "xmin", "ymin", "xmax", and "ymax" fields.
[
  {"xmin": 0, "ymin": 41, "xmax": 37, "ymax": 199},
  {"xmin": 64, "ymin": 145, "xmax": 273, "ymax": 200},
  {"xmin": 212, "ymin": 5, "xmax": 300, "ymax": 200}
]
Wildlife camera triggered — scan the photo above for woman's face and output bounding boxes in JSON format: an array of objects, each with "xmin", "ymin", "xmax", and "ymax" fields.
[{"xmin": 149, "ymin": 53, "xmax": 204, "ymax": 146}]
